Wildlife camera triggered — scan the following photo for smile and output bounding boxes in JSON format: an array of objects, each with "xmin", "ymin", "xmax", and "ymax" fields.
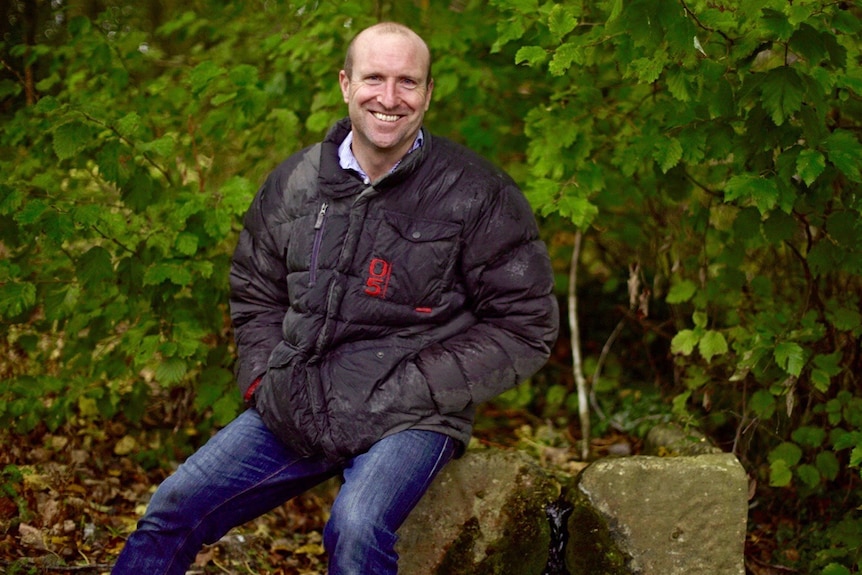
[{"xmin": 372, "ymin": 112, "xmax": 400, "ymax": 122}]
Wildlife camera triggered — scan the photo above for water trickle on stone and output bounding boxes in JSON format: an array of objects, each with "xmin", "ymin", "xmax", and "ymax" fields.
[{"xmin": 543, "ymin": 497, "xmax": 574, "ymax": 575}]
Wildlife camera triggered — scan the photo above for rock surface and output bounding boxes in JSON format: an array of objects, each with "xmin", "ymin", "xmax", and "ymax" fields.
[
  {"xmin": 396, "ymin": 426, "xmax": 749, "ymax": 575},
  {"xmin": 574, "ymin": 453, "xmax": 749, "ymax": 575},
  {"xmin": 397, "ymin": 449, "xmax": 561, "ymax": 575}
]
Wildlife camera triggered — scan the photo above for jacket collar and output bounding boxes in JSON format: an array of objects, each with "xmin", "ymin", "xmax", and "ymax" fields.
[{"xmin": 318, "ymin": 117, "xmax": 429, "ymax": 199}]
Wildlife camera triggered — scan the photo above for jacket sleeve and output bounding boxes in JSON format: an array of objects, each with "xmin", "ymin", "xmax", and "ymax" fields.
[
  {"xmin": 229, "ymin": 176, "xmax": 289, "ymax": 399},
  {"xmin": 415, "ymin": 177, "xmax": 560, "ymax": 414}
]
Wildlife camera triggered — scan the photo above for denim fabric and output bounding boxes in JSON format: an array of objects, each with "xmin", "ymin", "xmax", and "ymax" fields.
[{"xmin": 112, "ymin": 409, "xmax": 455, "ymax": 575}]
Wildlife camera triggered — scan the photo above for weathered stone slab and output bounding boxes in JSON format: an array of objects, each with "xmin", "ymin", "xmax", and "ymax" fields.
[
  {"xmin": 397, "ymin": 449, "xmax": 561, "ymax": 575},
  {"xmin": 573, "ymin": 453, "xmax": 748, "ymax": 575}
]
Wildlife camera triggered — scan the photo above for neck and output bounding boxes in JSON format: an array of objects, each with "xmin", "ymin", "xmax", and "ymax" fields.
[{"xmin": 353, "ymin": 145, "xmax": 410, "ymax": 182}]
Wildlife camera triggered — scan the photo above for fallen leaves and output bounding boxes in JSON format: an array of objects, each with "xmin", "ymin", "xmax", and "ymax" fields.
[{"xmin": 0, "ymin": 422, "xmax": 333, "ymax": 574}]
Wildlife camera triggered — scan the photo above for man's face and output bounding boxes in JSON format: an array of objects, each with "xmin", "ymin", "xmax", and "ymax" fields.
[{"xmin": 339, "ymin": 30, "xmax": 433, "ymax": 166}]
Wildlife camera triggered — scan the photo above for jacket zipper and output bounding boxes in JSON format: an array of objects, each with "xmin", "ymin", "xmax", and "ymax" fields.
[{"xmin": 309, "ymin": 202, "xmax": 328, "ymax": 287}]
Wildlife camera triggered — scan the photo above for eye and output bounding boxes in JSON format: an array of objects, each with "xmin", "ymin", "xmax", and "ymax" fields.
[
  {"xmin": 364, "ymin": 75, "xmax": 383, "ymax": 85},
  {"xmin": 400, "ymin": 78, "xmax": 419, "ymax": 90}
]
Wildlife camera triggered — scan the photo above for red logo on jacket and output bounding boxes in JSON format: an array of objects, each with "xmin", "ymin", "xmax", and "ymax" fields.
[{"xmin": 364, "ymin": 258, "xmax": 392, "ymax": 298}]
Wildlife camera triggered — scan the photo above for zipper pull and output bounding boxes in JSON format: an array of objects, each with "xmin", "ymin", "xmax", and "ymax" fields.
[{"xmin": 314, "ymin": 202, "xmax": 329, "ymax": 230}]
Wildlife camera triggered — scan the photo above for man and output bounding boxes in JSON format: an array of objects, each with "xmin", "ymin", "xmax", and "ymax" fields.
[{"xmin": 113, "ymin": 22, "xmax": 558, "ymax": 575}]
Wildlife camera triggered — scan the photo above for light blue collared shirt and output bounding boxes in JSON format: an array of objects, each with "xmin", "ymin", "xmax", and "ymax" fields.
[{"xmin": 338, "ymin": 129, "xmax": 424, "ymax": 182}]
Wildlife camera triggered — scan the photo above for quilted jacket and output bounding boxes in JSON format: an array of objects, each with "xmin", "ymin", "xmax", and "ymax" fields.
[{"xmin": 229, "ymin": 118, "xmax": 559, "ymax": 462}]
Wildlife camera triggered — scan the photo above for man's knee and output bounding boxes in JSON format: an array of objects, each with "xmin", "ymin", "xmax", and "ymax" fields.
[{"xmin": 324, "ymin": 501, "xmax": 395, "ymax": 551}]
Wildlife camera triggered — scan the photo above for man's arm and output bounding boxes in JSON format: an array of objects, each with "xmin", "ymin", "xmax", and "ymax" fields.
[
  {"xmin": 416, "ymin": 178, "xmax": 560, "ymax": 413},
  {"xmin": 229, "ymin": 179, "xmax": 290, "ymax": 400}
]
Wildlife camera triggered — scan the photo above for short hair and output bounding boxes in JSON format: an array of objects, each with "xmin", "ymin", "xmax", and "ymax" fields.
[{"xmin": 343, "ymin": 22, "xmax": 432, "ymax": 85}]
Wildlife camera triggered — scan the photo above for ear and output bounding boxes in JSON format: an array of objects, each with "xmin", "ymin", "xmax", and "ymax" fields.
[
  {"xmin": 339, "ymin": 70, "xmax": 350, "ymax": 103},
  {"xmin": 424, "ymin": 78, "xmax": 434, "ymax": 111}
]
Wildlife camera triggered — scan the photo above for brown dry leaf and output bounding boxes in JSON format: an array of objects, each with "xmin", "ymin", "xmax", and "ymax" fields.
[
  {"xmin": 194, "ymin": 545, "xmax": 217, "ymax": 566},
  {"xmin": 19, "ymin": 523, "xmax": 47, "ymax": 549}
]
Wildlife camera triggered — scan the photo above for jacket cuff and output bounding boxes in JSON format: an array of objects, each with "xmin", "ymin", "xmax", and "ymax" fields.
[{"xmin": 244, "ymin": 376, "xmax": 263, "ymax": 403}]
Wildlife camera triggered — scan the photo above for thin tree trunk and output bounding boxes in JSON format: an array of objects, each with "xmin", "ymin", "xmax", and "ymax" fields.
[{"xmin": 569, "ymin": 229, "xmax": 590, "ymax": 460}]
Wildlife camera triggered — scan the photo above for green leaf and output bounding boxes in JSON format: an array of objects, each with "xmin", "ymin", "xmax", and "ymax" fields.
[
  {"xmin": 76, "ymin": 246, "xmax": 114, "ymax": 288},
  {"xmin": 822, "ymin": 563, "xmax": 851, "ymax": 575},
  {"xmin": 143, "ymin": 262, "xmax": 193, "ymax": 286},
  {"xmin": 212, "ymin": 394, "xmax": 241, "ymax": 426},
  {"xmin": 724, "ymin": 175, "xmax": 779, "ymax": 214},
  {"xmin": 750, "ymin": 389, "xmax": 776, "ymax": 419},
  {"xmin": 769, "ymin": 441, "xmax": 803, "ymax": 466},
  {"xmin": 15, "ymin": 199, "xmax": 47, "ymax": 225},
  {"xmin": 795, "ymin": 464, "xmax": 821, "ymax": 488},
  {"xmin": 607, "ymin": 0, "xmax": 623, "ymax": 22},
  {"xmin": 627, "ymin": 54, "xmax": 667, "ymax": 84},
  {"xmin": 188, "ymin": 60, "xmax": 225, "ymax": 94},
  {"xmin": 175, "ymin": 233, "xmax": 199, "ymax": 256},
  {"xmin": 813, "ymin": 351, "xmax": 843, "ymax": 376},
  {"xmin": 96, "ymin": 140, "xmax": 121, "ymax": 184},
  {"xmin": 815, "ymin": 451, "xmax": 840, "ymax": 481},
  {"xmin": 699, "ymin": 331, "xmax": 728, "ymax": 363},
  {"xmin": 653, "ymin": 136, "xmax": 683, "ymax": 173},
  {"xmin": 0, "ymin": 282, "xmax": 37, "ymax": 318},
  {"xmin": 665, "ymin": 68, "xmax": 691, "ymax": 102},
  {"xmin": 823, "ymin": 130, "xmax": 862, "ymax": 183},
  {"xmin": 666, "ymin": 280, "xmax": 696, "ymax": 304},
  {"xmin": 492, "ymin": 18, "xmax": 526, "ymax": 53},
  {"xmin": 229, "ymin": 64, "xmax": 258, "ymax": 87},
  {"xmin": 774, "ymin": 342, "xmax": 805, "ymax": 376},
  {"xmin": 796, "ymin": 149, "xmax": 825, "ymax": 186},
  {"xmin": 53, "ymin": 122, "xmax": 89, "ymax": 160},
  {"xmin": 211, "ymin": 91, "xmax": 237, "ymax": 106},
  {"xmin": 791, "ymin": 425, "xmax": 826, "ymax": 448},
  {"xmin": 811, "ymin": 369, "xmax": 831, "ymax": 393},
  {"xmin": 139, "ymin": 134, "xmax": 176, "ymax": 157},
  {"xmin": 807, "ymin": 240, "xmax": 840, "ymax": 276},
  {"xmin": 547, "ymin": 4, "xmax": 578, "ymax": 41},
  {"xmin": 116, "ymin": 112, "xmax": 142, "ymax": 138},
  {"xmin": 671, "ymin": 329, "xmax": 698, "ymax": 356},
  {"xmin": 761, "ymin": 8, "xmax": 794, "ymax": 41},
  {"xmin": 515, "ymin": 46, "xmax": 548, "ymax": 68},
  {"xmin": 549, "ymin": 42, "xmax": 580, "ymax": 76},
  {"xmin": 155, "ymin": 357, "xmax": 188, "ymax": 387},
  {"xmin": 760, "ymin": 67, "xmax": 804, "ymax": 126},
  {"xmin": 769, "ymin": 459, "xmax": 792, "ymax": 487}
]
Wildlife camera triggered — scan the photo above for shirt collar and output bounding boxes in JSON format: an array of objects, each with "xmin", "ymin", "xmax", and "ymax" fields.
[{"xmin": 338, "ymin": 129, "xmax": 424, "ymax": 182}]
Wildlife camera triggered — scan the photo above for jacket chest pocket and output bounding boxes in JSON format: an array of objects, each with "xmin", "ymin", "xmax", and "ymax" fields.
[{"xmin": 364, "ymin": 211, "xmax": 461, "ymax": 307}]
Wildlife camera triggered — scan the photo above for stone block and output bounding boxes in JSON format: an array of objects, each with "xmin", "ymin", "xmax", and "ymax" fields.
[
  {"xmin": 573, "ymin": 453, "xmax": 748, "ymax": 575},
  {"xmin": 397, "ymin": 449, "xmax": 561, "ymax": 575}
]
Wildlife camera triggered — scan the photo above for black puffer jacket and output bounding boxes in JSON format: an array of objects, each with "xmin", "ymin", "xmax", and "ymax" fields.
[{"xmin": 229, "ymin": 118, "xmax": 559, "ymax": 462}]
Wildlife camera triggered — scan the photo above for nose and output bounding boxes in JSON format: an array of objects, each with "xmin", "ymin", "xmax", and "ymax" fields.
[{"xmin": 377, "ymin": 79, "xmax": 399, "ymax": 108}]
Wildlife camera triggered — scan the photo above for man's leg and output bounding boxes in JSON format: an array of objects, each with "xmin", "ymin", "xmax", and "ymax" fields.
[
  {"xmin": 112, "ymin": 409, "xmax": 340, "ymax": 575},
  {"xmin": 323, "ymin": 430, "xmax": 457, "ymax": 575}
]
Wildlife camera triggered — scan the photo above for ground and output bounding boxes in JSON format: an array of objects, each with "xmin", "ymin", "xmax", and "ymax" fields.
[{"xmin": 1, "ymin": 406, "xmax": 786, "ymax": 575}]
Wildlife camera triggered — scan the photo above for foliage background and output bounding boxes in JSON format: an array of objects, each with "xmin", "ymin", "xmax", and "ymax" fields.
[{"xmin": 1, "ymin": 0, "xmax": 861, "ymax": 573}]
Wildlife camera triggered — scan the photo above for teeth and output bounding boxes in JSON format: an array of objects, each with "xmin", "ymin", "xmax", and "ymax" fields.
[{"xmin": 373, "ymin": 112, "xmax": 399, "ymax": 122}]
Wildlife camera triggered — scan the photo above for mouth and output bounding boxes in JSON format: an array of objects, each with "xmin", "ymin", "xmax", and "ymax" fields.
[{"xmin": 372, "ymin": 112, "xmax": 401, "ymax": 123}]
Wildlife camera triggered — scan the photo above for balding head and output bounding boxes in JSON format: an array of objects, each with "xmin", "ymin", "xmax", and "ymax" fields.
[{"xmin": 344, "ymin": 22, "xmax": 432, "ymax": 86}]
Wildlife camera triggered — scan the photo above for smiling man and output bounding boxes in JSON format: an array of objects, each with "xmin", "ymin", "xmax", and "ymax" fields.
[
  {"xmin": 112, "ymin": 22, "xmax": 558, "ymax": 575},
  {"xmin": 339, "ymin": 24, "xmax": 433, "ymax": 180}
]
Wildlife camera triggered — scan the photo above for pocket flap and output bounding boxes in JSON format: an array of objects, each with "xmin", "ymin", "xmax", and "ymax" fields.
[{"xmin": 384, "ymin": 211, "xmax": 461, "ymax": 243}]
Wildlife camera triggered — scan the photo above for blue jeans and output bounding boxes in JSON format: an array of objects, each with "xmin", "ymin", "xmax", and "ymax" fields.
[{"xmin": 112, "ymin": 409, "xmax": 456, "ymax": 575}]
